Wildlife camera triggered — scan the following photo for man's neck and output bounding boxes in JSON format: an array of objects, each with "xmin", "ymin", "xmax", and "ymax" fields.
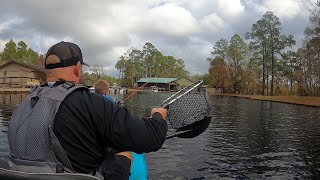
[
  {"xmin": 47, "ymin": 77, "xmax": 77, "ymax": 84},
  {"xmin": 46, "ymin": 76, "xmax": 62, "ymax": 82}
]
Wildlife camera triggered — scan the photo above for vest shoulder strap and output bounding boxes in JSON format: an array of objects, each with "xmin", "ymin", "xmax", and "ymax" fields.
[{"xmin": 29, "ymin": 82, "xmax": 88, "ymax": 103}]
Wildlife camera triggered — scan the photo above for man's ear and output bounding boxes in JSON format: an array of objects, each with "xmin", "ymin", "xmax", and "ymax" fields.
[{"xmin": 74, "ymin": 62, "xmax": 81, "ymax": 78}]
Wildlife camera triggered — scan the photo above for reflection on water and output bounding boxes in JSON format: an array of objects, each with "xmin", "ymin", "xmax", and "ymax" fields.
[
  {"xmin": 0, "ymin": 92, "xmax": 320, "ymax": 179},
  {"xmin": 123, "ymin": 91, "xmax": 173, "ymax": 117},
  {"xmin": 0, "ymin": 93, "xmax": 28, "ymax": 157},
  {"xmin": 144, "ymin": 95, "xmax": 320, "ymax": 179}
]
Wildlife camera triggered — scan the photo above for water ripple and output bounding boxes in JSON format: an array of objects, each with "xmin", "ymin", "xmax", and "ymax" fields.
[{"xmin": 0, "ymin": 93, "xmax": 320, "ymax": 179}]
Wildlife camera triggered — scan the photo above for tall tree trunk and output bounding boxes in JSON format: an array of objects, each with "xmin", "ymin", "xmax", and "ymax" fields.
[
  {"xmin": 290, "ymin": 78, "xmax": 293, "ymax": 93},
  {"xmin": 131, "ymin": 76, "xmax": 134, "ymax": 88},
  {"xmin": 309, "ymin": 80, "xmax": 312, "ymax": 94},
  {"xmin": 268, "ymin": 22, "xmax": 275, "ymax": 96},
  {"xmin": 262, "ymin": 47, "xmax": 265, "ymax": 95},
  {"xmin": 270, "ymin": 28, "xmax": 274, "ymax": 96},
  {"xmin": 266, "ymin": 65, "xmax": 269, "ymax": 96},
  {"xmin": 271, "ymin": 49, "xmax": 274, "ymax": 96},
  {"xmin": 234, "ymin": 59, "xmax": 237, "ymax": 93}
]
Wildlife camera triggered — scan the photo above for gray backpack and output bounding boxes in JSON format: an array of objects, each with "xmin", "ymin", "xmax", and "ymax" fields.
[{"xmin": 8, "ymin": 82, "xmax": 87, "ymax": 173}]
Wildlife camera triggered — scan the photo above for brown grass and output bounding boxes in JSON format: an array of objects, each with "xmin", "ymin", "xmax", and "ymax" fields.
[{"xmin": 211, "ymin": 93, "xmax": 320, "ymax": 107}]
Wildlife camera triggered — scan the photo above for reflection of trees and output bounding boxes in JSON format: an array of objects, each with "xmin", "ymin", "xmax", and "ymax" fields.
[
  {"xmin": 1, "ymin": 109, "xmax": 12, "ymax": 126},
  {"xmin": 208, "ymin": 96, "xmax": 276, "ymax": 154},
  {"xmin": 123, "ymin": 92, "xmax": 172, "ymax": 117},
  {"xmin": 291, "ymin": 107, "xmax": 320, "ymax": 178},
  {"xmin": 250, "ymin": 101, "xmax": 275, "ymax": 154},
  {"xmin": 205, "ymin": 96, "xmax": 315, "ymax": 178},
  {"xmin": 0, "ymin": 93, "xmax": 28, "ymax": 124}
]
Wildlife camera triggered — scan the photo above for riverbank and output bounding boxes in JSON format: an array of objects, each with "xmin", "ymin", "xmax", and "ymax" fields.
[{"xmin": 211, "ymin": 92, "xmax": 320, "ymax": 108}]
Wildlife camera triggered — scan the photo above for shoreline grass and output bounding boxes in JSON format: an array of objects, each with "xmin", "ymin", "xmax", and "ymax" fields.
[{"xmin": 210, "ymin": 93, "xmax": 320, "ymax": 108}]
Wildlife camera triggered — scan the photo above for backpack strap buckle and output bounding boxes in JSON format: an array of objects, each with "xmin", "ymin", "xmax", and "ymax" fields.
[{"xmin": 62, "ymin": 82, "xmax": 75, "ymax": 89}]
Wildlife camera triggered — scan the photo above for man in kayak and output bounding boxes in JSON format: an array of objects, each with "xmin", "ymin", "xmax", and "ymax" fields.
[
  {"xmin": 8, "ymin": 41, "xmax": 167, "ymax": 180},
  {"xmin": 95, "ymin": 80, "xmax": 149, "ymax": 180}
]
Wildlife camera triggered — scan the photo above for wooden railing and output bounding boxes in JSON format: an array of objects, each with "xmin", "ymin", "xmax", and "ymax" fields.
[
  {"xmin": 0, "ymin": 77, "xmax": 41, "ymax": 88},
  {"xmin": 0, "ymin": 77, "xmax": 96, "ymax": 88}
]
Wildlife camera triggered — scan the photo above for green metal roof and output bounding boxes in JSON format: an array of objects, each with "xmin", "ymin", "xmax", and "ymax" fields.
[{"xmin": 137, "ymin": 78, "xmax": 178, "ymax": 84}]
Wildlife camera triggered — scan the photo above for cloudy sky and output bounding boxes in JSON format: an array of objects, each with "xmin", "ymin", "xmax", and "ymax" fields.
[{"xmin": 0, "ymin": 0, "xmax": 317, "ymax": 76}]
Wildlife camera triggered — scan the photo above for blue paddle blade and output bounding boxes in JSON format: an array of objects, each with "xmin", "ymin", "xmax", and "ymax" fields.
[{"xmin": 166, "ymin": 116, "xmax": 211, "ymax": 139}]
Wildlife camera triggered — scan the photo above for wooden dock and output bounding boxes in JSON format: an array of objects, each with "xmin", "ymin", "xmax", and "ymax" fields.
[{"xmin": 0, "ymin": 88, "xmax": 31, "ymax": 93}]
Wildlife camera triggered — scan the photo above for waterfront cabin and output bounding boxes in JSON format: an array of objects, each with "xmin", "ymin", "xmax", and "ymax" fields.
[
  {"xmin": 137, "ymin": 78, "xmax": 177, "ymax": 91},
  {"xmin": 137, "ymin": 77, "xmax": 194, "ymax": 91},
  {"xmin": 0, "ymin": 61, "xmax": 46, "ymax": 88},
  {"xmin": 174, "ymin": 77, "xmax": 194, "ymax": 90}
]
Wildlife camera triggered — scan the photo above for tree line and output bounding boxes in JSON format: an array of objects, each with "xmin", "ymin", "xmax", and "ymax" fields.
[
  {"xmin": 0, "ymin": 39, "xmax": 45, "ymax": 65},
  {"xmin": 208, "ymin": 2, "xmax": 320, "ymax": 96},
  {"xmin": 0, "ymin": 40, "xmax": 192, "ymax": 87},
  {"xmin": 0, "ymin": 39, "xmax": 119, "ymax": 85},
  {"xmin": 115, "ymin": 42, "xmax": 189, "ymax": 87}
]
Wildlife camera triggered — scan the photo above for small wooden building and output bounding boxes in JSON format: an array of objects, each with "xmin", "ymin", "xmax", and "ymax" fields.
[
  {"xmin": 0, "ymin": 61, "xmax": 46, "ymax": 88},
  {"xmin": 173, "ymin": 77, "xmax": 194, "ymax": 90},
  {"xmin": 137, "ymin": 78, "xmax": 178, "ymax": 91}
]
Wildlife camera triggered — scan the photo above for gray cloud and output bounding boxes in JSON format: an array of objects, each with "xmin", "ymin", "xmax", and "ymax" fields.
[{"xmin": 0, "ymin": 0, "xmax": 316, "ymax": 76}]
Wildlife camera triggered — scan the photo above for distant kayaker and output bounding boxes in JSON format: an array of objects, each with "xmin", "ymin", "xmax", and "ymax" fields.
[
  {"xmin": 7, "ymin": 41, "xmax": 167, "ymax": 180},
  {"xmin": 95, "ymin": 80, "xmax": 149, "ymax": 180},
  {"xmin": 94, "ymin": 80, "xmax": 114, "ymax": 102}
]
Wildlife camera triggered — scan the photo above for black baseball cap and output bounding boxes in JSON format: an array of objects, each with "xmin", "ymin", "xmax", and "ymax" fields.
[{"xmin": 45, "ymin": 41, "xmax": 89, "ymax": 69}]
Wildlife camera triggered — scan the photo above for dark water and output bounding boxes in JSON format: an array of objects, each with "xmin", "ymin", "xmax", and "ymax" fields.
[
  {"xmin": 0, "ymin": 92, "xmax": 320, "ymax": 179},
  {"xmin": 0, "ymin": 93, "xmax": 27, "ymax": 157}
]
